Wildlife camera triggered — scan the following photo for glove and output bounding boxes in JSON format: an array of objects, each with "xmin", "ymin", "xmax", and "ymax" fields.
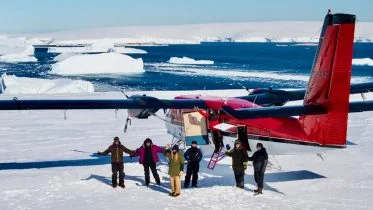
[
  {"xmin": 243, "ymin": 162, "xmax": 248, "ymax": 170},
  {"xmin": 165, "ymin": 144, "xmax": 171, "ymax": 150},
  {"xmin": 225, "ymin": 144, "xmax": 231, "ymax": 150},
  {"xmin": 97, "ymin": 151, "xmax": 101, "ymax": 155},
  {"xmin": 179, "ymin": 171, "xmax": 183, "ymax": 176}
]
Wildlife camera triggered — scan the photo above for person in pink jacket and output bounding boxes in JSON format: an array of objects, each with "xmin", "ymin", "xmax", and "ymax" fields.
[{"xmin": 132, "ymin": 138, "xmax": 164, "ymax": 186}]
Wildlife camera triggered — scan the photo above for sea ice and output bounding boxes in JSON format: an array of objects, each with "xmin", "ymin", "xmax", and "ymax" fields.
[
  {"xmin": 0, "ymin": 74, "xmax": 94, "ymax": 94},
  {"xmin": 168, "ymin": 56, "xmax": 214, "ymax": 65}
]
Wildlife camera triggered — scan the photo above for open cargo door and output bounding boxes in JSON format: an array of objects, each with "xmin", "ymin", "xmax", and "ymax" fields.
[{"xmin": 183, "ymin": 111, "xmax": 209, "ymax": 145}]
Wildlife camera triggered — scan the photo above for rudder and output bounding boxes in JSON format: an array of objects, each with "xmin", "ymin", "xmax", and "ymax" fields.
[{"xmin": 300, "ymin": 13, "xmax": 356, "ymax": 146}]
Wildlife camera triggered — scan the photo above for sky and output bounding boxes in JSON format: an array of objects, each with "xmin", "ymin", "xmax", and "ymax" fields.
[{"xmin": 0, "ymin": 0, "xmax": 372, "ymax": 33}]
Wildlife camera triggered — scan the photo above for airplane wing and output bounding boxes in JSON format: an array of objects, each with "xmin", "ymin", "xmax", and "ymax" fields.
[
  {"xmin": 221, "ymin": 100, "xmax": 373, "ymax": 120},
  {"xmin": 0, "ymin": 95, "xmax": 207, "ymax": 110},
  {"xmin": 236, "ymin": 82, "xmax": 373, "ymax": 106}
]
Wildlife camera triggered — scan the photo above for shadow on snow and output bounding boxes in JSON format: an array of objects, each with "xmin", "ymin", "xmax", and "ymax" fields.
[
  {"xmin": 82, "ymin": 174, "xmax": 170, "ymax": 194},
  {"xmin": 0, "ymin": 151, "xmax": 326, "ymax": 195}
]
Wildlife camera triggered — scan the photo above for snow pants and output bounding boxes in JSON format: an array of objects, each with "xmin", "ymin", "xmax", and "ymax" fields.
[
  {"xmin": 143, "ymin": 162, "xmax": 160, "ymax": 185},
  {"xmin": 111, "ymin": 162, "xmax": 125, "ymax": 185},
  {"xmin": 254, "ymin": 161, "xmax": 267, "ymax": 188},
  {"xmin": 170, "ymin": 175, "xmax": 181, "ymax": 194},
  {"xmin": 234, "ymin": 171, "xmax": 245, "ymax": 188},
  {"xmin": 184, "ymin": 162, "xmax": 199, "ymax": 187}
]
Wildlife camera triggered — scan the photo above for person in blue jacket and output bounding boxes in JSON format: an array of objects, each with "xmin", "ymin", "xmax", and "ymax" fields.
[{"xmin": 184, "ymin": 140, "xmax": 203, "ymax": 188}]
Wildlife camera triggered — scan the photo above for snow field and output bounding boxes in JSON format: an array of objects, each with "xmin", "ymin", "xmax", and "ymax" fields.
[{"xmin": 0, "ymin": 90, "xmax": 372, "ymax": 209}]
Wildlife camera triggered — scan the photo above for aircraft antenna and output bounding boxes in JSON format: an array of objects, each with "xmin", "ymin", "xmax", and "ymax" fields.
[
  {"xmin": 120, "ymin": 90, "xmax": 130, "ymax": 98},
  {"xmin": 252, "ymin": 95, "xmax": 258, "ymax": 106},
  {"xmin": 236, "ymin": 82, "xmax": 250, "ymax": 93}
]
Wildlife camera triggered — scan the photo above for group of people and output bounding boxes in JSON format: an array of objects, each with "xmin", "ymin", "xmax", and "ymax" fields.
[{"xmin": 98, "ymin": 136, "xmax": 268, "ymax": 197}]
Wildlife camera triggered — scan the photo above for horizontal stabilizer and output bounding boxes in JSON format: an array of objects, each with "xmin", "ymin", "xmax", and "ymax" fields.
[
  {"xmin": 349, "ymin": 82, "xmax": 373, "ymax": 94},
  {"xmin": 236, "ymin": 82, "xmax": 373, "ymax": 106},
  {"xmin": 349, "ymin": 100, "xmax": 373, "ymax": 112},
  {"xmin": 222, "ymin": 100, "xmax": 373, "ymax": 120}
]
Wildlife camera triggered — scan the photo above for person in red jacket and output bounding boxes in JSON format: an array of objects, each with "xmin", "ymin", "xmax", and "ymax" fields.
[{"xmin": 132, "ymin": 138, "xmax": 164, "ymax": 186}]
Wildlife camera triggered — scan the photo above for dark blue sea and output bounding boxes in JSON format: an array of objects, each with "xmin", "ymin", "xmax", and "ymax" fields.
[{"xmin": 1, "ymin": 42, "xmax": 373, "ymax": 91}]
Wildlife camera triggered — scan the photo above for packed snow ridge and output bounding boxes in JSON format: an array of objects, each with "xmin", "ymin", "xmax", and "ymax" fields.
[
  {"xmin": 0, "ymin": 74, "xmax": 94, "ymax": 94},
  {"xmin": 0, "ymin": 45, "xmax": 37, "ymax": 63},
  {"xmin": 51, "ymin": 52, "xmax": 144, "ymax": 75},
  {"xmin": 168, "ymin": 57, "xmax": 214, "ymax": 65},
  {"xmin": 352, "ymin": 58, "xmax": 373, "ymax": 66}
]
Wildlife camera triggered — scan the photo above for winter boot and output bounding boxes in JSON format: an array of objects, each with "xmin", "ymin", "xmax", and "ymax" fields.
[
  {"xmin": 112, "ymin": 183, "xmax": 117, "ymax": 188},
  {"xmin": 173, "ymin": 193, "xmax": 180, "ymax": 197},
  {"xmin": 155, "ymin": 178, "xmax": 161, "ymax": 185},
  {"xmin": 119, "ymin": 182, "xmax": 125, "ymax": 188},
  {"xmin": 254, "ymin": 188, "xmax": 263, "ymax": 196},
  {"xmin": 169, "ymin": 192, "xmax": 175, "ymax": 196}
]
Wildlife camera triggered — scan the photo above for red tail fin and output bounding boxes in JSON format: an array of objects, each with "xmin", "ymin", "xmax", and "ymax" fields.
[{"xmin": 300, "ymin": 13, "xmax": 356, "ymax": 146}]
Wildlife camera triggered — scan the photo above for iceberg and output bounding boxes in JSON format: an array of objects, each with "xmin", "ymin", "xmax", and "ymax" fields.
[
  {"xmin": 0, "ymin": 46, "xmax": 37, "ymax": 63},
  {"xmin": 51, "ymin": 52, "xmax": 144, "ymax": 75},
  {"xmin": 168, "ymin": 56, "xmax": 214, "ymax": 65},
  {"xmin": 0, "ymin": 74, "xmax": 94, "ymax": 94},
  {"xmin": 0, "ymin": 36, "xmax": 52, "ymax": 55},
  {"xmin": 113, "ymin": 47, "xmax": 147, "ymax": 54},
  {"xmin": 48, "ymin": 39, "xmax": 147, "ymax": 54},
  {"xmin": 352, "ymin": 58, "xmax": 373, "ymax": 66},
  {"xmin": 49, "ymin": 46, "xmax": 147, "ymax": 54}
]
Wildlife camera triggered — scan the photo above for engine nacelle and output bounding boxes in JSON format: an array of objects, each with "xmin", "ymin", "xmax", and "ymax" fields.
[
  {"xmin": 249, "ymin": 88, "xmax": 288, "ymax": 106},
  {"xmin": 128, "ymin": 108, "xmax": 159, "ymax": 119}
]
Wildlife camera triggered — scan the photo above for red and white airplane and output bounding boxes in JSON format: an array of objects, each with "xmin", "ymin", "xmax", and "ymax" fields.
[{"xmin": 1, "ymin": 12, "xmax": 373, "ymax": 168}]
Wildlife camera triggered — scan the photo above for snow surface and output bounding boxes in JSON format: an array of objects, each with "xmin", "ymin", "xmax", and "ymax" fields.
[
  {"xmin": 23, "ymin": 21, "xmax": 373, "ymax": 45},
  {"xmin": 0, "ymin": 46, "xmax": 37, "ymax": 63},
  {"xmin": 0, "ymin": 89, "xmax": 372, "ymax": 209},
  {"xmin": 168, "ymin": 57, "xmax": 214, "ymax": 65},
  {"xmin": 50, "ymin": 53, "xmax": 144, "ymax": 75},
  {"xmin": 352, "ymin": 58, "xmax": 373, "ymax": 66},
  {"xmin": 0, "ymin": 74, "xmax": 94, "ymax": 94}
]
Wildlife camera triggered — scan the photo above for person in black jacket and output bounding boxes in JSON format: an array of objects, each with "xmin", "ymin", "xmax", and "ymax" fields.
[
  {"xmin": 248, "ymin": 143, "xmax": 268, "ymax": 195},
  {"xmin": 183, "ymin": 140, "xmax": 203, "ymax": 188}
]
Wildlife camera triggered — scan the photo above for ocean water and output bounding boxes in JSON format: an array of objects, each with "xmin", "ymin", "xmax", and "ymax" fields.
[{"xmin": 1, "ymin": 42, "xmax": 373, "ymax": 91}]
